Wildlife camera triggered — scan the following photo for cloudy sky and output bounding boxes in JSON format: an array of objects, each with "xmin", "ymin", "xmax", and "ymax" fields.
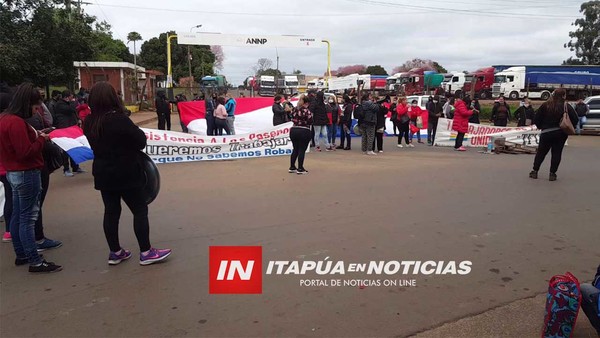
[{"xmin": 84, "ymin": 0, "xmax": 585, "ymax": 85}]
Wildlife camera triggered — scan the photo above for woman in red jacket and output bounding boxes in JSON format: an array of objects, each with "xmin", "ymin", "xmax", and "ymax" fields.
[
  {"xmin": 452, "ymin": 95, "xmax": 476, "ymax": 151},
  {"xmin": 0, "ymin": 83, "xmax": 62, "ymax": 273},
  {"xmin": 396, "ymin": 97, "xmax": 411, "ymax": 148},
  {"xmin": 408, "ymin": 99, "xmax": 426, "ymax": 145}
]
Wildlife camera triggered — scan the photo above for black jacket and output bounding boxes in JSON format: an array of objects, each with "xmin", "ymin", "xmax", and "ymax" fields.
[
  {"xmin": 375, "ymin": 104, "xmax": 387, "ymax": 129},
  {"xmin": 83, "ymin": 112, "xmax": 147, "ymax": 191},
  {"xmin": 53, "ymin": 99, "xmax": 79, "ymax": 128},
  {"xmin": 514, "ymin": 105, "xmax": 535, "ymax": 127},
  {"xmin": 311, "ymin": 101, "xmax": 329, "ymax": 126},
  {"xmin": 491, "ymin": 102, "xmax": 511, "ymax": 123},
  {"xmin": 575, "ymin": 102, "xmax": 589, "ymax": 117},
  {"xmin": 534, "ymin": 102, "xmax": 578, "ymax": 131},
  {"xmin": 341, "ymin": 103, "xmax": 353, "ymax": 125},
  {"xmin": 155, "ymin": 96, "xmax": 171, "ymax": 115},
  {"xmin": 429, "ymin": 101, "xmax": 444, "ymax": 123},
  {"xmin": 272, "ymin": 102, "xmax": 287, "ymax": 126},
  {"xmin": 329, "ymin": 103, "xmax": 340, "ymax": 125},
  {"xmin": 360, "ymin": 100, "xmax": 378, "ymax": 126}
]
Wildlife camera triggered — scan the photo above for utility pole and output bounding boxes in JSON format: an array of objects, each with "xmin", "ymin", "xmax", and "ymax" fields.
[
  {"xmin": 276, "ymin": 48, "xmax": 279, "ymax": 94},
  {"xmin": 188, "ymin": 24, "xmax": 202, "ymax": 98}
]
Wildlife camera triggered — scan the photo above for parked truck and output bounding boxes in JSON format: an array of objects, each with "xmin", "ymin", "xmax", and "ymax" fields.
[
  {"xmin": 258, "ymin": 75, "xmax": 276, "ymax": 96},
  {"xmin": 492, "ymin": 65, "xmax": 600, "ymax": 99},
  {"xmin": 200, "ymin": 75, "xmax": 228, "ymax": 96},
  {"xmin": 283, "ymin": 75, "xmax": 299, "ymax": 95},
  {"xmin": 461, "ymin": 67, "xmax": 495, "ymax": 99},
  {"xmin": 398, "ymin": 69, "xmax": 444, "ymax": 96},
  {"xmin": 386, "ymin": 73, "xmax": 406, "ymax": 92},
  {"xmin": 443, "ymin": 71, "xmax": 466, "ymax": 95}
]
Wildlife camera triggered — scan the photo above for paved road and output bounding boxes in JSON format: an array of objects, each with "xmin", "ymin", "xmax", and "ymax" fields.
[{"xmin": 1, "ymin": 134, "xmax": 599, "ymax": 337}]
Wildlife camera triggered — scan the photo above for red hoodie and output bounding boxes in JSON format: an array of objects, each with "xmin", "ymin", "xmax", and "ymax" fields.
[
  {"xmin": 0, "ymin": 114, "xmax": 45, "ymax": 171},
  {"xmin": 452, "ymin": 100, "xmax": 474, "ymax": 133},
  {"xmin": 408, "ymin": 105, "xmax": 425, "ymax": 120},
  {"xmin": 396, "ymin": 103, "xmax": 409, "ymax": 120},
  {"xmin": 77, "ymin": 103, "xmax": 91, "ymax": 121}
]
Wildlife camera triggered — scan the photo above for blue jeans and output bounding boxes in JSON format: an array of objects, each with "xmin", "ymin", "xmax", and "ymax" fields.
[
  {"xmin": 581, "ymin": 283, "xmax": 600, "ymax": 335},
  {"xmin": 7, "ymin": 170, "xmax": 43, "ymax": 265},
  {"xmin": 313, "ymin": 125, "xmax": 330, "ymax": 149},
  {"xmin": 576, "ymin": 116, "xmax": 586, "ymax": 135},
  {"xmin": 327, "ymin": 124, "xmax": 337, "ymax": 145}
]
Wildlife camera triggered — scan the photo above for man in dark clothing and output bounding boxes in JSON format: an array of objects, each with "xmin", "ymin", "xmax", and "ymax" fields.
[
  {"xmin": 372, "ymin": 99, "xmax": 387, "ymax": 152},
  {"xmin": 205, "ymin": 92, "xmax": 217, "ymax": 135},
  {"xmin": 311, "ymin": 91, "xmax": 331, "ymax": 151},
  {"xmin": 360, "ymin": 94, "xmax": 378, "ymax": 155},
  {"xmin": 337, "ymin": 95, "xmax": 353, "ymax": 150},
  {"xmin": 574, "ymin": 98, "xmax": 589, "ymax": 135},
  {"xmin": 155, "ymin": 91, "xmax": 171, "ymax": 130},
  {"xmin": 53, "ymin": 90, "xmax": 82, "ymax": 176},
  {"xmin": 272, "ymin": 95, "xmax": 287, "ymax": 126},
  {"xmin": 427, "ymin": 95, "xmax": 444, "ymax": 145},
  {"xmin": 491, "ymin": 96, "xmax": 511, "ymax": 126},
  {"xmin": 47, "ymin": 90, "xmax": 61, "ymax": 118}
]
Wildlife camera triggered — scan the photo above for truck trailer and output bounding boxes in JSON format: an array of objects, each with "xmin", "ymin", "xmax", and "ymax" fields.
[{"xmin": 492, "ymin": 66, "xmax": 600, "ymax": 99}]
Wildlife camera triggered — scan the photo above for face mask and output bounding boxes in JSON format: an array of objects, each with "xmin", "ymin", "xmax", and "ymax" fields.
[
  {"xmin": 520, "ymin": 102, "xmax": 525, "ymax": 107},
  {"xmin": 433, "ymin": 100, "xmax": 438, "ymax": 103},
  {"xmin": 412, "ymin": 104, "xmax": 417, "ymax": 107},
  {"xmin": 329, "ymin": 101, "xmax": 334, "ymax": 104}
]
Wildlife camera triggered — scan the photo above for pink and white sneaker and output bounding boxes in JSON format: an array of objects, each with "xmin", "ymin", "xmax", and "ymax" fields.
[
  {"xmin": 140, "ymin": 248, "xmax": 172, "ymax": 266},
  {"xmin": 456, "ymin": 146, "xmax": 467, "ymax": 152},
  {"xmin": 2, "ymin": 232, "xmax": 12, "ymax": 243}
]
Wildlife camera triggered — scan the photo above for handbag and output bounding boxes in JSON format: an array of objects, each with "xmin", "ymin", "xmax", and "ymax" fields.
[
  {"xmin": 416, "ymin": 116, "xmax": 423, "ymax": 129},
  {"xmin": 560, "ymin": 103, "xmax": 576, "ymax": 135},
  {"xmin": 399, "ymin": 114, "xmax": 410, "ymax": 124},
  {"xmin": 139, "ymin": 152, "xmax": 160, "ymax": 205},
  {"xmin": 43, "ymin": 141, "xmax": 64, "ymax": 173}
]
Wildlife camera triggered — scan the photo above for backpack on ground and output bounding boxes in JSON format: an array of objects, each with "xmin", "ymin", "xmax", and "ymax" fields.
[{"xmin": 542, "ymin": 272, "xmax": 582, "ymax": 338}]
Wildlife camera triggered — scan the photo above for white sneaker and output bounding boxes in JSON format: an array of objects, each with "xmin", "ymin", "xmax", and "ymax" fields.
[
  {"xmin": 408, "ymin": 144, "xmax": 415, "ymax": 148},
  {"xmin": 378, "ymin": 150, "xmax": 383, "ymax": 153},
  {"xmin": 366, "ymin": 151, "xmax": 377, "ymax": 155},
  {"xmin": 64, "ymin": 170, "xmax": 74, "ymax": 177},
  {"xmin": 397, "ymin": 144, "xmax": 403, "ymax": 148}
]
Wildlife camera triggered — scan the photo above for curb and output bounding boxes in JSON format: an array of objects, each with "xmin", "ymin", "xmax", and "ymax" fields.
[{"xmin": 133, "ymin": 116, "xmax": 158, "ymax": 127}]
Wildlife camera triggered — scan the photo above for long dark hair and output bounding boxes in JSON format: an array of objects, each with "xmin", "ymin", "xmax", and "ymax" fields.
[
  {"xmin": 544, "ymin": 88, "xmax": 567, "ymax": 118},
  {"xmin": 84, "ymin": 81, "xmax": 125, "ymax": 139},
  {"xmin": 2, "ymin": 83, "xmax": 41, "ymax": 119}
]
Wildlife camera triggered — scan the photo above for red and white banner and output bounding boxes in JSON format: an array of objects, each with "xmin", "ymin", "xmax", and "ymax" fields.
[
  {"xmin": 178, "ymin": 98, "xmax": 282, "ymax": 135},
  {"xmin": 434, "ymin": 118, "xmax": 540, "ymax": 148}
]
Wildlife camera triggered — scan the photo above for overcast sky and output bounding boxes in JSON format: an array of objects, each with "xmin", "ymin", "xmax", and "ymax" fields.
[{"xmin": 84, "ymin": 0, "xmax": 584, "ymax": 85}]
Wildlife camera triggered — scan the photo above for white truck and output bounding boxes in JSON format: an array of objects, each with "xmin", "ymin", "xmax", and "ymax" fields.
[
  {"xmin": 386, "ymin": 72, "xmax": 405, "ymax": 92},
  {"xmin": 443, "ymin": 72, "xmax": 466, "ymax": 95},
  {"xmin": 307, "ymin": 78, "xmax": 327, "ymax": 90},
  {"xmin": 258, "ymin": 75, "xmax": 276, "ymax": 96},
  {"xmin": 283, "ymin": 75, "xmax": 299, "ymax": 95}
]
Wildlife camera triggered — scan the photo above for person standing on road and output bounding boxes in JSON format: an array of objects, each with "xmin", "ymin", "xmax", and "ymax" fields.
[
  {"xmin": 373, "ymin": 97, "xmax": 387, "ymax": 153},
  {"xmin": 214, "ymin": 96, "xmax": 231, "ymax": 135},
  {"xmin": 390, "ymin": 97, "xmax": 398, "ymax": 136},
  {"xmin": 327, "ymin": 96, "xmax": 340, "ymax": 149},
  {"xmin": 155, "ymin": 91, "xmax": 171, "ymax": 131},
  {"xmin": 54, "ymin": 90, "xmax": 83, "ymax": 177},
  {"xmin": 468, "ymin": 97, "xmax": 481, "ymax": 124},
  {"xmin": 574, "ymin": 98, "xmax": 589, "ymax": 135},
  {"xmin": 288, "ymin": 95, "xmax": 313, "ymax": 175},
  {"xmin": 408, "ymin": 99, "xmax": 425, "ymax": 144},
  {"xmin": 337, "ymin": 95, "xmax": 353, "ymax": 150},
  {"xmin": 514, "ymin": 97, "xmax": 535, "ymax": 127},
  {"xmin": 0, "ymin": 83, "xmax": 62, "ymax": 273},
  {"xmin": 491, "ymin": 96, "xmax": 511, "ymax": 126},
  {"xmin": 311, "ymin": 91, "xmax": 331, "ymax": 151},
  {"xmin": 83, "ymin": 81, "xmax": 171, "ymax": 266},
  {"xmin": 272, "ymin": 95, "xmax": 287, "ymax": 126},
  {"xmin": 529, "ymin": 88, "xmax": 578, "ymax": 181},
  {"xmin": 452, "ymin": 93, "xmax": 475, "ymax": 151},
  {"xmin": 428, "ymin": 95, "xmax": 443, "ymax": 145},
  {"xmin": 360, "ymin": 93, "xmax": 378, "ymax": 155},
  {"xmin": 396, "ymin": 97, "xmax": 411, "ymax": 148},
  {"xmin": 225, "ymin": 94, "xmax": 236, "ymax": 135},
  {"xmin": 205, "ymin": 92, "xmax": 217, "ymax": 136}
]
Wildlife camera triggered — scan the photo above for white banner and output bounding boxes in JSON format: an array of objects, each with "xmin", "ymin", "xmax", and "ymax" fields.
[
  {"xmin": 141, "ymin": 123, "xmax": 295, "ymax": 163},
  {"xmin": 434, "ymin": 118, "xmax": 541, "ymax": 148},
  {"xmin": 177, "ymin": 32, "xmax": 322, "ymax": 48}
]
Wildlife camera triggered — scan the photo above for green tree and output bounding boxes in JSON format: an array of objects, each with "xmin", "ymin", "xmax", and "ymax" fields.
[
  {"xmin": 365, "ymin": 65, "xmax": 388, "ymax": 75},
  {"xmin": 432, "ymin": 62, "xmax": 448, "ymax": 73},
  {"xmin": 257, "ymin": 68, "xmax": 281, "ymax": 77},
  {"xmin": 564, "ymin": 1, "xmax": 600, "ymax": 65},
  {"xmin": 139, "ymin": 32, "xmax": 215, "ymax": 82},
  {"xmin": 92, "ymin": 22, "xmax": 132, "ymax": 62}
]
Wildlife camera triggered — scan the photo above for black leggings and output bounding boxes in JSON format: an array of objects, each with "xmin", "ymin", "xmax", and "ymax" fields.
[
  {"xmin": 373, "ymin": 132, "xmax": 384, "ymax": 151},
  {"xmin": 1, "ymin": 175, "xmax": 12, "ymax": 233},
  {"xmin": 34, "ymin": 168, "xmax": 49, "ymax": 241},
  {"xmin": 533, "ymin": 130, "xmax": 568, "ymax": 173},
  {"xmin": 398, "ymin": 122, "xmax": 410, "ymax": 145},
  {"xmin": 455, "ymin": 132, "xmax": 465, "ymax": 149},
  {"xmin": 290, "ymin": 127, "xmax": 311, "ymax": 170},
  {"xmin": 215, "ymin": 118, "xmax": 230, "ymax": 135},
  {"xmin": 100, "ymin": 188, "xmax": 151, "ymax": 252}
]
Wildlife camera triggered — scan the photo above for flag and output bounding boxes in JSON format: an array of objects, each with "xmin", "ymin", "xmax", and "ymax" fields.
[{"xmin": 49, "ymin": 126, "xmax": 94, "ymax": 164}]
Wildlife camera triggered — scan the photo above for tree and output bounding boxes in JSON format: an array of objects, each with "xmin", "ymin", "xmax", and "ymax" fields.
[
  {"xmin": 365, "ymin": 65, "xmax": 388, "ymax": 75},
  {"xmin": 252, "ymin": 58, "xmax": 273, "ymax": 76},
  {"xmin": 293, "ymin": 69, "xmax": 302, "ymax": 75},
  {"xmin": 257, "ymin": 68, "xmax": 281, "ymax": 77},
  {"xmin": 210, "ymin": 46, "xmax": 225, "ymax": 70},
  {"xmin": 564, "ymin": 1, "xmax": 600, "ymax": 65},
  {"xmin": 139, "ymin": 31, "xmax": 216, "ymax": 82},
  {"xmin": 392, "ymin": 59, "xmax": 447, "ymax": 73},
  {"xmin": 127, "ymin": 31, "xmax": 142, "ymax": 100},
  {"xmin": 92, "ymin": 24, "xmax": 133, "ymax": 62},
  {"xmin": 335, "ymin": 64, "xmax": 366, "ymax": 76}
]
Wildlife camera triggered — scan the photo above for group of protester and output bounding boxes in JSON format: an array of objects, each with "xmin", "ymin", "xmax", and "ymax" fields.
[
  {"xmin": 0, "ymin": 81, "xmax": 171, "ymax": 273},
  {"xmin": 282, "ymin": 88, "xmax": 581, "ymax": 182}
]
